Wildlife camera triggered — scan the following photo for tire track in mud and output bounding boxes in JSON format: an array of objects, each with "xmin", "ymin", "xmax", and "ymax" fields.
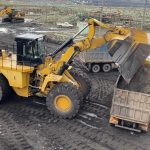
[
  {"xmin": 0, "ymin": 100, "xmax": 110, "ymax": 150},
  {"xmin": 39, "ymin": 122, "xmax": 110, "ymax": 150},
  {"xmin": 0, "ymin": 97, "xmax": 147, "ymax": 150},
  {"xmin": 0, "ymin": 110, "xmax": 32, "ymax": 150}
]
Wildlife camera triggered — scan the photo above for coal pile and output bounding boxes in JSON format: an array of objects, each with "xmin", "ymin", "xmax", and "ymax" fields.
[{"xmin": 117, "ymin": 66, "xmax": 150, "ymax": 94}]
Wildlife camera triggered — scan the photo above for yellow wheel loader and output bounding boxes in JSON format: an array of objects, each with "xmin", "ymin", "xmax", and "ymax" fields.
[
  {"xmin": 0, "ymin": 6, "xmax": 25, "ymax": 23},
  {"xmin": 0, "ymin": 18, "xmax": 147, "ymax": 119}
]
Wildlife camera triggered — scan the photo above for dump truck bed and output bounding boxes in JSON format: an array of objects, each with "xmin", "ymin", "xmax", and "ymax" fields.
[{"xmin": 79, "ymin": 45, "xmax": 113, "ymax": 63}]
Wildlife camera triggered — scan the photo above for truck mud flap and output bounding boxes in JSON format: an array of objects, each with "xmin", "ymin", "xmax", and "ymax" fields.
[{"xmin": 109, "ymin": 39, "xmax": 150, "ymax": 83}]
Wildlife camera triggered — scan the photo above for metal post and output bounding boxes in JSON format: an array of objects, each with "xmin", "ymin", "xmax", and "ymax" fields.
[
  {"xmin": 141, "ymin": 0, "xmax": 148, "ymax": 29},
  {"xmin": 100, "ymin": 0, "xmax": 104, "ymax": 22},
  {"xmin": 45, "ymin": 6, "xmax": 48, "ymax": 23}
]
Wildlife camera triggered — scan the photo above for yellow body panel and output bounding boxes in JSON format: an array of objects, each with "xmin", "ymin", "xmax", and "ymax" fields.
[
  {"xmin": 0, "ymin": 53, "xmax": 34, "ymax": 72},
  {"xmin": 1, "ymin": 69, "xmax": 30, "ymax": 88},
  {"xmin": 13, "ymin": 86, "xmax": 29, "ymax": 97},
  {"xmin": 0, "ymin": 54, "xmax": 33, "ymax": 88},
  {"xmin": 40, "ymin": 74, "xmax": 62, "ymax": 93},
  {"xmin": 40, "ymin": 70, "xmax": 78, "ymax": 94},
  {"xmin": 0, "ymin": 53, "xmax": 33, "ymax": 97}
]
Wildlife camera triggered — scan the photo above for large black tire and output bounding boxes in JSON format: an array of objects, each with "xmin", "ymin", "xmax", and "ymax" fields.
[
  {"xmin": 0, "ymin": 74, "xmax": 13, "ymax": 102},
  {"xmin": 46, "ymin": 82, "xmax": 82, "ymax": 119},
  {"xmin": 2, "ymin": 17, "xmax": 11, "ymax": 22},
  {"xmin": 70, "ymin": 68, "xmax": 91, "ymax": 99}
]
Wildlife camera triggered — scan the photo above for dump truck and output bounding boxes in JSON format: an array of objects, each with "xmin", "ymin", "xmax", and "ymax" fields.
[
  {"xmin": 79, "ymin": 44, "xmax": 117, "ymax": 73},
  {"xmin": 0, "ymin": 6, "xmax": 25, "ymax": 23},
  {"xmin": 110, "ymin": 62, "xmax": 150, "ymax": 132},
  {"xmin": 110, "ymin": 72, "xmax": 150, "ymax": 132}
]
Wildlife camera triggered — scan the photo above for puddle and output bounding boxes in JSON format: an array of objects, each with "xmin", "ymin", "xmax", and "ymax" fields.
[
  {"xmin": 34, "ymin": 30, "xmax": 60, "ymax": 33},
  {"xmin": 34, "ymin": 30, "xmax": 53, "ymax": 33},
  {"xmin": 77, "ymin": 119, "xmax": 99, "ymax": 129},
  {"xmin": 33, "ymin": 101, "xmax": 46, "ymax": 106},
  {"xmin": 82, "ymin": 112, "xmax": 98, "ymax": 118},
  {"xmin": 0, "ymin": 28, "xmax": 8, "ymax": 33},
  {"xmin": 24, "ymin": 18, "xmax": 33, "ymax": 23},
  {"xmin": 79, "ymin": 114, "xmax": 88, "ymax": 119},
  {"xmin": 18, "ymin": 27, "xmax": 35, "ymax": 32},
  {"xmin": 49, "ymin": 27, "xmax": 58, "ymax": 30},
  {"xmin": 85, "ymin": 101, "xmax": 109, "ymax": 109}
]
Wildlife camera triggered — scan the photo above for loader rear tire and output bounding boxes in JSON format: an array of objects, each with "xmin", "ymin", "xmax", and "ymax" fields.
[
  {"xmin": 46, "ymin": 82, "xmax": 82, "ymax": 119},
  {"xmin": 0, "ymin": 74, "xmax": 13, "ymax": 102},
  {"xmin": 70, "ymin": 68, "xmax": 91, "ymax": 99}
]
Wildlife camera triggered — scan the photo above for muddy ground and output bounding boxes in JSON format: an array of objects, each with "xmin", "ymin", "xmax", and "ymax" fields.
[{"xmin": 0, "ymin": 22, "xmax": 149, "ymax": 150}]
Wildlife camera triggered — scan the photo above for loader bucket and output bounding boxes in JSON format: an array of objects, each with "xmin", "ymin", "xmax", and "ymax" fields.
[{"xmin": 109, "ymin": 39, "xmax": 150, "ymax": 83}]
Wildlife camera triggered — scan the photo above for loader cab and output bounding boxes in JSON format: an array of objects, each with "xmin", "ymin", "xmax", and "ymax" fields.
[{"xmin": 15, "ymin": 33, "xmax": 45, "ymax": 66}]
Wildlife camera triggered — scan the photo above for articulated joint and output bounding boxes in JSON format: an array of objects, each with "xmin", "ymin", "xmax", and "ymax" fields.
[{"xmin": 74, "ymin": 46, "xmax": 81, "ymax": 52}]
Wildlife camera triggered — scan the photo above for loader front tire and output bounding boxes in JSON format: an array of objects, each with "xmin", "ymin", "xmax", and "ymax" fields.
[
  {"xmin": 70, "ymin": 68, "xmax": 91, "ymax": 99},
  {"xmin": 46, "ymin": 82, "xmax": 82, "ymax": 119},
  {"xmin": 0, "ymin": 74, "xmax": 12, "ymax": 102}
]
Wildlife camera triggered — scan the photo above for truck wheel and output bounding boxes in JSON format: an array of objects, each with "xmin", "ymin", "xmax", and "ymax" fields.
[
  {"xmin": 91, "ymin": 64, "xmax": 100, "ymax": 73},
  {"xmin": 0, "ymin": 74, "xmax": 12, "ymax": 102},
  {"xmin": 70, "ymin": 68, "xmax": 91, "ymax": 99},
  {"xmin": 46, "ymin": 82, "xmax": 82, "ymax": 119},
  {"xmin": 102, "ymin": 64, "xmax": 111, "ymax": 72}
]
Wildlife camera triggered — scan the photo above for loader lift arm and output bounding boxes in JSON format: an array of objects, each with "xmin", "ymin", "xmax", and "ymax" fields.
[{"xmin": 50, "ymin": 18, "xmax": 130, "ymax": 75}]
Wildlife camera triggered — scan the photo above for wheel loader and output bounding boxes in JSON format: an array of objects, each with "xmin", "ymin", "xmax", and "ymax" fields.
[
  {"xmin": 0, "ymin": 18, "xmax": 147, "ymax": 119},
  {"xmin": 0, "ymin": 6, "xmax": 25, "ymax": 23}
]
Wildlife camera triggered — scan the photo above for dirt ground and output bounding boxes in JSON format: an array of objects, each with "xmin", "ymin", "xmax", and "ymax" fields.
[{"xmin": 0, "ymin": 21, "xmax": 149, "ymax": 150}]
